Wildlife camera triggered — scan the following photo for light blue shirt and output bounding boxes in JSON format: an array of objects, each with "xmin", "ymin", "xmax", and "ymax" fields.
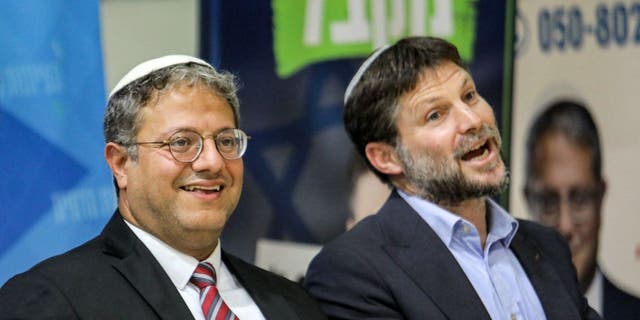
[{"xmin": 399, "ymin": 190, "xmax": 547, "ymax": 320}]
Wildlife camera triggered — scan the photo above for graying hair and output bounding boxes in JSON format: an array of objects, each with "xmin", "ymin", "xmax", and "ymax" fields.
[{"xmin": 103, "ymin": 62, "xmax": 240, "ymax": 159}]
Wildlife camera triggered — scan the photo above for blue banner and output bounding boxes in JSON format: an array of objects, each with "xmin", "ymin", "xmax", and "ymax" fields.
[{"xmin": 0, "ymin": 1, "xmax": 112, "ymax": 284}]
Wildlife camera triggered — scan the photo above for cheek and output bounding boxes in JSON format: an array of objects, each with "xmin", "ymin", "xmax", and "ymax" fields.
[
  {"xmin": 138, "ymin": 158, "xmax": 183, "ymax": 192},
  {"xmin": 578, "ymin": 218, "xmax": 600, "ymax": 240},
  {"xmin": 476, "ymin": 100, "xmax": 497, "ymax": 124},
  {"xmin": 228, "ymin": 160, "xmax": 244, "ymax": 179}
]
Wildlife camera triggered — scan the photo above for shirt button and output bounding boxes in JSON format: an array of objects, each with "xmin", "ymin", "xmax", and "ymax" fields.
[{"xmin": 511, "ymin": 314, "xmax": 516, "ymax": 320}]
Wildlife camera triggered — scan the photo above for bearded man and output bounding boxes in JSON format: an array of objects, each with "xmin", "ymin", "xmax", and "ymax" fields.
[{"xmin": 304, "ymin": 36, "xmax": 600, "ymax": 320}]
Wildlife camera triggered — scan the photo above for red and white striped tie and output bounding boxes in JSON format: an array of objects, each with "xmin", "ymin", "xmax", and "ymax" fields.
[{"xmin": 190, "ymin": 262, "xmax": 238, "ymax": 320}]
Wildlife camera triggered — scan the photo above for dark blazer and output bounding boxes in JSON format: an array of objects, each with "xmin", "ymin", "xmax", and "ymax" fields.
[
  {"xmin": 305, "ymin": 192, "xmax": 600, "ymax": 320},
  {"xmin": 602, "ymin": 272, "xmax": 640, "ymax": 319},
  {"xmin": 0, "ymin": 211, "xmax": 327, "ymax": 320}
]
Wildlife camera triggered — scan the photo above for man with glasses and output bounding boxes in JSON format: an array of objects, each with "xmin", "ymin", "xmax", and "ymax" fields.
[
  {"xmin": 524, "ymin": 100, "xmax": 640, "ymax": 319},
  {"xmin": 0, "ymin": 55, "xmax": 327, "ymax": 320}
]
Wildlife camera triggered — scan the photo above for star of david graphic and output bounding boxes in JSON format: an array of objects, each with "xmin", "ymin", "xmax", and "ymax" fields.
[{"xmin": 242, "ymin": 62, "xmax": 357, "ymax": 242}]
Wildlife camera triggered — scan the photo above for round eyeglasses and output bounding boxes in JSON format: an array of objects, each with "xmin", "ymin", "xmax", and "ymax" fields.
[{"xmin": 133, "ymin": 128, "xmax": 250, "ymax": 162}]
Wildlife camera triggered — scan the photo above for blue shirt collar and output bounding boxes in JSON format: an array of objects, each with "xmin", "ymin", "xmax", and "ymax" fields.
[{"xmin": 397, "ymin": 189, "xmax": 519, "ymax": 247}]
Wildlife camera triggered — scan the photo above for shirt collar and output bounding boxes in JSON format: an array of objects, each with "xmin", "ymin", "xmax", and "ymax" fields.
[
  {"xmin": 397, "ymin": 190, "xmax": 518, "ymax": 246},
  {"xmin": 124, "ymin": 220, "xmax": 222, "ymax": 289},
  {"xmin": 486, "ymin": 199, "xmax": 519, "ymax": 246}
]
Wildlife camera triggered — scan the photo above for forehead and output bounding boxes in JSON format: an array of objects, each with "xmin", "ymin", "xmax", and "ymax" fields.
[
  {"xmin": 418, "ymin": 61, "xmax": 467, "ymax": 83},
  {"xmin": 139, "ymin": 84, "xmax": 235, "ymax": 130},
  {"xmin": 402, "ymin": 61, "xmax": 469, "ymax": 97},
  {"xmin": 396, "ymin": 61, "xmax": 471, "ymax": 114},
  {"xmin": 533, "ymin": 132, "xmax": 596, "ymax": 186}
]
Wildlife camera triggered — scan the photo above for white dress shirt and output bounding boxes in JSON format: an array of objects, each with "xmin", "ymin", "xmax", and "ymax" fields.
[
  {"xmin": 125, "ymin": 221, "xmax": 265, "ymax": 319},
  {"xmin": 585, "ymin": 267, "xmax": 603, "ymax": 316}
]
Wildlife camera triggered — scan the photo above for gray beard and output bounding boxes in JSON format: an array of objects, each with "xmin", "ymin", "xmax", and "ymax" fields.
[{"xmin": 395, "ymin": 126, "xmax": 509, "ymax": 207}]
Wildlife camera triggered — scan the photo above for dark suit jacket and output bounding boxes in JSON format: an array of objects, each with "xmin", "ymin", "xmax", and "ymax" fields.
[
  {"xmin": 602, "ymin": 272, "xmax": 640, "ymax": 319},
  {"xmin": 305, "ymin": 192, "xmax": 600, "ymax": 319},
  {"xmin": 0, "ymin": 211, "xmax": 327, "ymax": 320}
]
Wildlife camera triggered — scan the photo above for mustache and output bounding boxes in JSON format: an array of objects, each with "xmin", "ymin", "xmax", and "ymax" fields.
[
  {"xmin": 453, "ymin": 125, "xmax": 501, "ymax": 159},
  {"xmin": 179, "ymin": 171, "xmax": 228, "ymax": 185}
]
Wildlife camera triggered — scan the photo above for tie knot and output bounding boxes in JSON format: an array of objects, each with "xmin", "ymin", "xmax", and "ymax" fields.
[{"xmin": 190, "ymin": 262, "xmax": 217, "ymax": 290}]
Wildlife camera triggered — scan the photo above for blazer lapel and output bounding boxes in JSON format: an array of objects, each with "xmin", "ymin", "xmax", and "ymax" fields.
[
  {"xmin": 222, "ymin": 252, "xmax": 300, "ymax": 319},
  {"xmin": 101, "ymin": 211, "xmax": 195, "ymax": 320},
  {"xmin": 379, "ymin": 193, "xmax": 491, "ymax": 320},
  {"xmin": 510, "ymin": 228, "xmax": 580, "ymax": 319}
]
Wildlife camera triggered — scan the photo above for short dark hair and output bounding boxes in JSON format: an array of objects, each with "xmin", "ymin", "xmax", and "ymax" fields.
[
  {"xmin": 343, "ymin": 36, "xmax": 468, "ymax": 184},
  {"xmin": 525, "ymin": 100, "xmax": 603, "ymax": 185}
]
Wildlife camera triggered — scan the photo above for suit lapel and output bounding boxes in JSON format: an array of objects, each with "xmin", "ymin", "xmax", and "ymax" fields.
[
  {"xmin": 101, "ymin": 212, "xmax": 195, "ymax": 320},
  {"xmin": 379, "ymin": 193, "xmax": 491, "ymax": 320},
  {"xmin": 510, "ymin": 227, "xmax": 580, "ymax": 319},
  {"xmin": 222, "ymin": 252, "xmax": 299, "ymax": 319}
]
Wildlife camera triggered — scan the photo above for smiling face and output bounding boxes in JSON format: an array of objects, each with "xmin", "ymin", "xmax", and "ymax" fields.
[
  {"xmin": 376, "ymin": 61, "xmax": 507, "ymax": 206},
  {"xmin": 106, "ymin": 84, "xmax": 243, "ymax": 260}
]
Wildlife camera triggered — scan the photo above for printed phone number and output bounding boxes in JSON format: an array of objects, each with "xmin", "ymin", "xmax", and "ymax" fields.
[{"xmin": 538, "ymin": 2, "xmax": 640, "ymax": 51}]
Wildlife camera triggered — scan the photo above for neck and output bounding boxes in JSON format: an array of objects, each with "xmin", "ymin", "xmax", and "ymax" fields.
[
  {"xmin": 443, "ymin": 197, "xmax": 489, "ymax": 248},
  {"xmin": 394, "ymin": 180, "xmax": 491, "ymax": 247},
  {"xmin": 580, "ymin": 261, "xmax": 598, "ymax": 294}
]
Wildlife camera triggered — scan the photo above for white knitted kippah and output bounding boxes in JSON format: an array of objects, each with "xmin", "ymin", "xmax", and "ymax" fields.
[
  {"xmin": 343, "ymin": 44, "xmax": 391, "ymax": 104},
  {"xmin": 109, "ymin": 54, "xmax": 213, "ymax": 98}
]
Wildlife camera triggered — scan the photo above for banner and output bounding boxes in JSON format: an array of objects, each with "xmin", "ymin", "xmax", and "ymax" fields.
[
  {"xmin": 0, "ymin": 1, "xmax": 111, "ymax": 284},
  {"xmin": 511, "ymin": 0, "xmax": 640, "ymax": 296},
  {"xmin": 272, "ymin": 0, "xmax": 477, "ymax": 76},
  {"xmin": 202, "ymin": 0, "xmax": 514, "ymax": 268}
]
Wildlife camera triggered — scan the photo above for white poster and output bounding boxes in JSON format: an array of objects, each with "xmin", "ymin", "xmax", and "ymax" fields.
[{"xmin": 512, "ymin": 0, "xmax": 640, "ymax": 296}]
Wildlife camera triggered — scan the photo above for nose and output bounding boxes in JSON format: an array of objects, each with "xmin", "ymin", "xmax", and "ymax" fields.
[
  {"xmin": 556, "ymin": 200, "xmax": 575, "ymax": 238},
  {"xmin": 191, "ymin": 138, "xmax": 225, "ymax": 173},
  {"xmin": 455, "ymin": 102, "xmax": 482, "ymax": 134}
]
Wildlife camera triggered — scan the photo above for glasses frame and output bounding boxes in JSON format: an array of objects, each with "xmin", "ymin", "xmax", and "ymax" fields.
[
  {"xmin": 132, "ymin": 128, "xmax": 250, "ymax": 162},
  {"xmin": 524, "ymin": 183, "xmax": 604, "ymax": 226}
]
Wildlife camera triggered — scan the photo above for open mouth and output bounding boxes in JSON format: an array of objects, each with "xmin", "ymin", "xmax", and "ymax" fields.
[{"xmin": 461, "ymin": 140, "xmax": 491, "ymax": 161}]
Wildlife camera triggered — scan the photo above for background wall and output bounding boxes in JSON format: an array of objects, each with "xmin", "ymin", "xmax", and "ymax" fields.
[{"xmin": 101, "ymin": 0, "xmax": 198, "ymax": 91}]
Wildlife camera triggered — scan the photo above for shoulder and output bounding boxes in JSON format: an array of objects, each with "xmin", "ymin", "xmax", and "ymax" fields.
[
  {"xmin": 514, "ymin": 218, "xmax": 573, "ymax": 265},
  {"xmin": 306, "ymin": 194, "xmax": 411, "ymax": 282},
  {"xmin": 305, "ymin": 213, "xmax": 391, "ymax": 295},
  {"xmin": 602, "ymin": 272, "xmax": 640, "ymax": 317},
  {"xmin": 0, "ymin": 236, "xmax": 105, "ymax": 317},
  {"xmin": 309, "ymin": 213, "xmax": 386, "ymax": 272},
  {"xmin": 516, "ymin": 218, "xmax": 567, "ymax": 247},
  {"xmin": 5, "ymin": 235, "xmax": 105, "ymax": 282}
]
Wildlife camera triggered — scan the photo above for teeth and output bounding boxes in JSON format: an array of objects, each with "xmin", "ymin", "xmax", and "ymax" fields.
[
  {"xmin": 479, "ymin": 148, "xmax": 488, "ymax": 159},
  {"xmin": 184, "ymin": 185, "xmax": 221, "ymax": 192}
]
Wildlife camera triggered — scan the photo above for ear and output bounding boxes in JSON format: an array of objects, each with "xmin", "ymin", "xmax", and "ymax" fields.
[
  {"xmin": 105, "ymin": 142, "xmax": 130, "ymax": 190},
  {"xmin": 365, "ymin": 142, "xmax": 403, "ymax": 176},
  {"xmin": 597, "ymin": 178, "xmax": 607, "ymax": 202},
  {"xmin": 600, "ymin": 178, "xmax": 607, "ymax": 196}
]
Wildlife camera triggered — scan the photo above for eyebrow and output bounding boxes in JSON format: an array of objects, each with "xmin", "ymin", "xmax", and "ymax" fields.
[
  {"xmin": 413, "ymin": 74, "xmax": 473, "ymax": 109},
  {"xmin": 159, "ymin": 125, "xmax": 237, "ymax": 138},
  {"xmin": 460, "ymin": 76, "xmax": 471, "ymax": 90}
]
